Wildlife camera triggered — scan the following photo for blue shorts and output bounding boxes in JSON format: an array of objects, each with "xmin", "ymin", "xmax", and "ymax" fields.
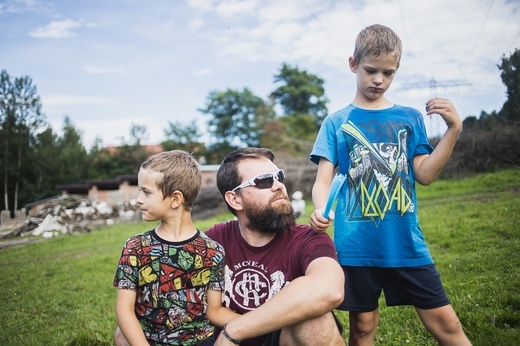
[{"xmin": 339, "ymin": 264, "xmax": 450, "ymax": 312}]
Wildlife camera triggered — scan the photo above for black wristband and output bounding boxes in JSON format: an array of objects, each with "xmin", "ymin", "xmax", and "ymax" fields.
[{"xmin": 222, "ymin": 324, "xmax": 241, "ymax": 345}]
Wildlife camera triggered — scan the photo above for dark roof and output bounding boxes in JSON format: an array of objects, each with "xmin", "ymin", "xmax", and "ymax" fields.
[
  {"xmin": 85, "ymin": 179, "xmax": 120, "ymax": 190},
  {"xmin": 54, "ymin": 165, "xmax": 218, "ymax": 193},
  {"xmin": 55, "ymin": 184, "xmax": 90, "ymax": 194},
  {"xmin": 116, "ymin": 175, "xmax": 138, "ymax": 185}
]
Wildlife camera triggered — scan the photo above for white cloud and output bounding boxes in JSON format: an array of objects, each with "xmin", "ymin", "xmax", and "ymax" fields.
[
  {"xmin": 3, "ymin": 0, "xmax": 518, "ymax": 146},
  {"xmin": 215, "ymin": 0, "xmax": 259, "ymax": 17},
  {"xmin": 187, "ymin": 0, "xmax": 217, "ymax": 12},
  {"xmin": 194, "ymin": 68, "xmax": 212, "ymax": 76},
  {"xmin": 29, "ymin": 18, "xmax": 81, "ymax": 38},
  {"xmin": 43, "ymin": 94, "xmax": 113, "ymax": 107},
  {"xmin": 0, "ymin": 0, "xmax": 38, "ymax": 15},
  {"xmin": 83, "ymin": 65, "xmax": 125, "ymax": 75},
  {"xmin": 187, "ymin": 19, "xmax": 204, "ymax": 31}
]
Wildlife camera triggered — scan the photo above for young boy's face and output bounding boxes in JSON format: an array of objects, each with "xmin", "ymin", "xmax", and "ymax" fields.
[
  {"xmin": 136, "ymin": 167, "xmax": 171, "ymax": 222},
  {"xmin": 350, "ymin": 52, "xmax": 399, "ymax": 103}
]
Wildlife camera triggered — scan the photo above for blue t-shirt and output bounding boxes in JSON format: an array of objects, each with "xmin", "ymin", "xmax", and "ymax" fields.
[{"xmin": 310, "ymin": 104, "xmax": 434, "ymax": 267}]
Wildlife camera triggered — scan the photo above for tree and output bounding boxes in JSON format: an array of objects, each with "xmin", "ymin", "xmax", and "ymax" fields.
[
  {"xmin": 162, "ymin": 120, "xmax": 205, "ymax": 159},
  {"xmin": 0, "ymin": 70, "xmax": 46, "ymax": 216},
  {"xmin": 129, "ymin": 123, "xmax": 149, "ymax": 146},
  {"xmin": 200, "ymin": 88, "xmax": 274, "ymax": 161},
  {"xmin": 55, "ymin": 116, "xmax": 89, "ymax": 184},
  {"xmin": 498, "ymin": 48, "xmax": 520, "ymax": 123},
  {"xmin": 270, "ymin": 63, "xmax": 329, "ymax": 129},
  {"xmin": 88, "ymin": 126, "xmax": 149, "ymax": 179},
  {"xmin": 31, "ymin": 126, "xmax": 60, "ymax": 200}
]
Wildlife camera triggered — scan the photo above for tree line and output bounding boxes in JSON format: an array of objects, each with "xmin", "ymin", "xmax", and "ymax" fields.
[
  {"xmin": 0, "ymin": 63, "xmax": 328, "ymax": 217},
  {"xmin": 1, "ymin": 50, "xmax": 519, "ymax": 218}
]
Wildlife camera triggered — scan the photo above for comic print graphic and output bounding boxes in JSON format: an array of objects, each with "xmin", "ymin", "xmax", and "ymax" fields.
[
  {"xmin": 341, "ymin": 120, "xmax": 414, "ymax": 226},
  {"xmin": 113, "ymin": 232, "xmax": 224, "ymax": 345}
]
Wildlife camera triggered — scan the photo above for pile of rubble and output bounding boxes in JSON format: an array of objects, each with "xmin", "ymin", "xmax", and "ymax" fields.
[
  {"xmin": 0, "ymin": 186, "xmax": 228, "ymax": 243},
  {"xmin": 0, "ymin": 194, "xmax": 141, "ymax": 240}
]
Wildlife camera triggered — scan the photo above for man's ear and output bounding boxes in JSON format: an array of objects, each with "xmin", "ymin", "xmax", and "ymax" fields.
[
  {"xmin": 170, "ymin": 191, "xmax": 184, "ymax": 209},
  {"xmin": 225, "ymin": 191, "xmax": 243, "ymax": 211}
]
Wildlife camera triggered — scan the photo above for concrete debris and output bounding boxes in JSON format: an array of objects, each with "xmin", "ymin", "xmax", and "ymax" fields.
[
  {"xmin": 0, "ymin": 194, "xmax": 140, "ymax": 240},
  {"xmin": 0, "ymin": 186, "xmax": 227, "ymax": 242}
]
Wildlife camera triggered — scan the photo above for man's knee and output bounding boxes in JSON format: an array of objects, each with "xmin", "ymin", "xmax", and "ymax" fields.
[{"xmin": 280, "ymin": 312, "xmax": 345, "ymax": 346}]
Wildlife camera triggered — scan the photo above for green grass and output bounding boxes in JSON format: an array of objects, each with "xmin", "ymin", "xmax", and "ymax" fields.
[{"xmin": 0, "ymin": 169, "xmax": 518, "ymax": 345}]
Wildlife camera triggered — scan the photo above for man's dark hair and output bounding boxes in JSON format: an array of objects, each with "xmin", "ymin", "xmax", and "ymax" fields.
[{"xmin": 217, "ymin": 147, "xmax": 275, "ymax": 215}]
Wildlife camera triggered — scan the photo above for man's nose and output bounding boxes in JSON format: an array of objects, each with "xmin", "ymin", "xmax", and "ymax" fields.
[{"xmin": 271, "ymin": 178, "xmax": 284, "ymax": 190}]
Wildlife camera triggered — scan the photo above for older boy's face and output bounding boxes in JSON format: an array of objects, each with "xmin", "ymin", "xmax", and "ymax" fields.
[{"xmin": 351, "ymin": 53, "xmax": 399, "ymax": 102}]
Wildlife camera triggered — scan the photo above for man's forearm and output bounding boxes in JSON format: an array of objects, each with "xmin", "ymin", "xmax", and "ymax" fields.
[{"xmin": 221, "ymin": 258, "xmax": 344, "ymax": 341}]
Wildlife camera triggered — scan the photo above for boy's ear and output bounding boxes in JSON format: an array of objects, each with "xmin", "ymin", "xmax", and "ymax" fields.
[
  {"xmin": 225, "ymin": 191, "xmax": 244, "ymax": 212},
  {"xmin": 170, "ymin": 191, "xmax": 184, "ymax": 209},
  {"xmin": 348, "ymin": 56, "xmax": 357, "ymax": 72}
]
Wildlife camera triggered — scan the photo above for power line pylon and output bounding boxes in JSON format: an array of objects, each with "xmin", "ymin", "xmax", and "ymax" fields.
[{"xmin": 401, "ymin": 78, "xmax": 472, "ymax": 137}]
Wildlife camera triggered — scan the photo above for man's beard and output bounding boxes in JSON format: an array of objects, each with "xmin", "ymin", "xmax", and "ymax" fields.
[{"xmin": 244, "ymin": 193, "xmax": 296, "ymax": 234}]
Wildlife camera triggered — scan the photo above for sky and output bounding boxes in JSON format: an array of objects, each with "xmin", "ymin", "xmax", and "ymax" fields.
[{"xmin": 1, "ymin": 0, "xmax": 519, "ymax": 149}]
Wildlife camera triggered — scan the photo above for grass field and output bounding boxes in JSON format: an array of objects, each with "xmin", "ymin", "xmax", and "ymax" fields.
[{"xmin": 0, "ymin": 169, "xmax": 518, "ymax": 345}]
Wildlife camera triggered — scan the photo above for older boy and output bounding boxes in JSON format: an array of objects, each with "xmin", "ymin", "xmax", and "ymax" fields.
[{"xmin": 310, "ymin": 25, "xmax": 471, "ymax": 345}]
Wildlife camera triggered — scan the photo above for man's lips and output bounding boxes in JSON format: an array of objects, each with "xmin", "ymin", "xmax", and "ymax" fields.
[{"xmin": 271, "ymin": 194, "xmax": 289, "ymax": 203}]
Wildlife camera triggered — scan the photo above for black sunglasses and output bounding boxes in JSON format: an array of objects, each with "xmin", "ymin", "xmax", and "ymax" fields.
[{"xmin": 232, "ymin": 170, "xmax": 285, "ymax": 192}]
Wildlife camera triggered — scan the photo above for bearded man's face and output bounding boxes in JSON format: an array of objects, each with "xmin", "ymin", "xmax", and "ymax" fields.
[{"xmin": 243, "ymin": 191, "xmax": 295, "ymax": 234}]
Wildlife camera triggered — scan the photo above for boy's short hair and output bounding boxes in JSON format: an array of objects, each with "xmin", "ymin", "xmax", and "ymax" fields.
[
  {"xmin": 141, "ymin": 150, "xmax": 201, "ymax": 210},
  {"xmin": 217, "ymin": 147, "xmax": 275, "ymax": 215},
  {"xmin": 353, "ymin": 24, "xmax": 402, "ymax": 67}
]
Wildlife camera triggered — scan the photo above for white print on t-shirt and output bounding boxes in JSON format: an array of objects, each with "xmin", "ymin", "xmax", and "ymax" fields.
[{"xmin": 224, "ymin": 264, "xmax": 288, "ymax": 311}]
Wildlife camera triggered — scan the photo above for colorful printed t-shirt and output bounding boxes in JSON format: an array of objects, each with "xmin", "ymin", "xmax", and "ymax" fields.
[
  {"xmin": 205, "ymin": 221, "xmax": 337, "ymax": 346},
  {"xmin": 113, "ymin": 229, "xmax": 225, "ymax": 345},
  {"xmin": 311, "ymin": 104, "xmax": 435, "ymax": 268}
]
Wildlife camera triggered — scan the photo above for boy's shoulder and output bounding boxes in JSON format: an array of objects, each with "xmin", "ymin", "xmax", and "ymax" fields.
[
  {"xmin": 326, "ymin": 103, "xmax": 421, "ymax": 119},
  {"xmin": 127, "ymin": 229, "xmax": 154, "ymax": 241},
  {"xmin": 198, "ymin": 230, "xmax": 226, "ymax": 253}
]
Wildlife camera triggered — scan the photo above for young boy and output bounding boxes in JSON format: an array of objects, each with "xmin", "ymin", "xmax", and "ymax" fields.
[
  {"xmin": 309, "ymin": 25, "xmax": 471, "ymax": 345},
  {"xmin": 113, "ymin": 150, "xmax": 237, "ymax": 346}
]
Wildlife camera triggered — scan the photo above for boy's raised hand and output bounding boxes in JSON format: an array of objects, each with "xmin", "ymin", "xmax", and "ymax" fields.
[
  {"xmin": 310, "ymin": 209, "xmax": 334, "ymax": 233},
  {"xmin": 425, "ymin": 98, "xmax": 462, "ymax": 131}
]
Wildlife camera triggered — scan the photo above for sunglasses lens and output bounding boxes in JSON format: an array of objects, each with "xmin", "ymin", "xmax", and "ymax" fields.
[
  {"xmin": 277, "ymin": 170, "xmax": 285, "ymax": 183},
  {"xmin": 254, "ymin": 176, "xmax": 274, "ymax": 189}
]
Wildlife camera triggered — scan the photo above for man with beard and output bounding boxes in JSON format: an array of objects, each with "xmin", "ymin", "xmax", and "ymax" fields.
[{"xmin": 205, "ymin": 147, "xmax": 345, "ymax": 346}]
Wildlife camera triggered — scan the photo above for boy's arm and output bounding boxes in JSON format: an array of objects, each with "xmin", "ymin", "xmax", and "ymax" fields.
[
  {"xmin": 414, "ymin": 98, "xmax": 462, "ymax": 185},
  {"xmin": 116, "ymin": 289, "xmax": 150, "ymax": 346},
  {"xmin": 206, "ymin": 289, "xmax": 240, "ymax": 327},
  {"xmin": 310, "ymin": 158, "xmax": 335, "ymax": 232}
]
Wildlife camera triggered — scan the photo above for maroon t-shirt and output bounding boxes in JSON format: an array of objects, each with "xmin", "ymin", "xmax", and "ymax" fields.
[{"xmin": 205, "ymin": 221, "xmax": 338, "ymax": 345}]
